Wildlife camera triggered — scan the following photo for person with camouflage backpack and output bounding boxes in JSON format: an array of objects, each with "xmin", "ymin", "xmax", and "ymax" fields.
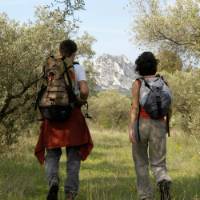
[
  {"xmin": 128, "ymin": 52, "xmax": 172, "ymax": 200},
  {"xmin": 34, "ymin": 39, "xmax": 93, "ymax": 200}
]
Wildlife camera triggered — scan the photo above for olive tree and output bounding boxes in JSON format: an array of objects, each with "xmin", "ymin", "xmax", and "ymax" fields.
[
  {"xmin": 157, "ymin": 49, "xmax": 183, "ymax": 73},
  {"xmin": 0, "ymin": 3, "xmax": 95, "ymax": 147},
  {"xmin": 129, "ymin": 0, "xmax": 200, "ymax": 59}
]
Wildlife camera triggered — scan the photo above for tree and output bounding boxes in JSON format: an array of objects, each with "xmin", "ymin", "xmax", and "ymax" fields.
[
  {"xmin": 0, "ymin": 4, "xmax": 95, "ymax": 146},
  {"xmin": 157, "ymin": 49, "xmax": 183, "ymax": 73},
  {"xmin": 76, "ymin": 32, "xmax": 97, "ymax": 95},
  {"xmin": 51, "ymin": 0, "xmax": 85, "ymax": 16},
  {"xmin": 129, "ymin": 0, "xmax": 200, "ymax": 59},
  {"xmin": 162, "ymin": 69, "xmax": 200, "ymax": 135}
]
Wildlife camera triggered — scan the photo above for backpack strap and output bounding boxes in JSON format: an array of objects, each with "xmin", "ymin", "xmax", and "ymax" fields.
[
  {"xmin": 34, "ymin": 84, "xmax": 46, "ymax": 110},
  {"xmin": 63, "ymin": 61, "xmax": 73, "ymax": 88},
  {"xmin": 158, "ymin": 74, "xmax": 170, "ymax": 137},
  {"xmin": 63, "ymin": 61, "xmax": 77, "ymax": 104},
  {"xmin": 73, "ymin": 61, "xmax": 79, "ymax": 65},
  {"xmin": 166, "ymin": 113, "xmax": 170, "ymax": 137},
  {"xmin": 135, "ymin": 78, "xmax": 142, "ymax": 142},
  {"xmin": 140, "ymin": 77, "xmax": 153, "ymax": 91},
  {"xmin": 137, "ymin": 104, "xmax": 141, "ymax": 142},
  {"xmin": 83, "ymin": 102, "xmax": 92, "ymax": 119}
]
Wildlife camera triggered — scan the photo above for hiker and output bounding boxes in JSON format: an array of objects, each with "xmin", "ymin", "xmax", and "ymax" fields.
[
  {"xmin": 128, "ymin": 52, "xmax": 172, "ymax": 200},
  {"xmin": 34, "ymin": 39, "xmax": 93, "ymax": 200}
]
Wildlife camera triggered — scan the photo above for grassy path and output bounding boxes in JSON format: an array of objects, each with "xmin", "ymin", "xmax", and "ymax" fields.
[{"xmin": 0, "ymin": 127, "xmax": 200, "ymax": 200}]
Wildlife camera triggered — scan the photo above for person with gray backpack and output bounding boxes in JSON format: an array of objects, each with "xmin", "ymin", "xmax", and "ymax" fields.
[{"xmin": 128, "ymin": 52, "xmax": 172, "ymax": 200}]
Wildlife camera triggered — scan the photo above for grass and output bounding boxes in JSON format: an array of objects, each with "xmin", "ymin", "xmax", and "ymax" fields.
[{"xmin": 0, "ymin": 126, "xmax": 200, "ymax": 200}]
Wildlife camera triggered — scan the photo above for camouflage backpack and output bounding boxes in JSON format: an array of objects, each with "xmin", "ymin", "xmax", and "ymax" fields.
[{"xmin": 35, "ymin": 56, "xmax": 77, "ymax": 121}]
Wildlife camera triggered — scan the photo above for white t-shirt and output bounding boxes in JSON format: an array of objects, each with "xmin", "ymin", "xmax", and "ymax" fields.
[
  {"xmin": 73, "ymin": 63, "xmax": 87, "ymax": 96},
  {"xmin": 74, "ymin": 63, "xmax": 87, "ymax": 82}
]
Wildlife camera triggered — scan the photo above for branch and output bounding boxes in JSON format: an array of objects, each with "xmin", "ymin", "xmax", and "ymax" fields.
[
  {"xmin": 157, "ymin": 30, "xmax": 195, "ymax": 46},
  {"xmin": 0, "ymin": 94, "xmax": 35, "ymax": 122},
  {"xmin": 0, "ymin": 77, "xmax": 40, "ymax": 121},
  {"xmin": 53, "ymin": 0, "xmax": 85, "ymax": 16},
  {"xmin": 10, "ymin": 78, "xmax": 40, "ymax": 99}
]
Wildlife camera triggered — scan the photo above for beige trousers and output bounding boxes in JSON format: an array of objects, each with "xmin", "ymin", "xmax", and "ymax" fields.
[{"xmin": 132, "ymin": 118, "xmax": 171, "ymax": 200}]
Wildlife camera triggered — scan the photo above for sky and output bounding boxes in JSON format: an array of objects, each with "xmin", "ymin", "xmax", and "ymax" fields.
[{"xmin": 0, "ymin": 0, "xmax": 151, "ymax": 61}]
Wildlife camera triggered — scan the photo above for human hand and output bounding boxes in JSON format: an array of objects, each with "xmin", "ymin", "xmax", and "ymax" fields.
[{"xmin": 129, "ymin": 126, "xmax": 136, "ymax": 144}]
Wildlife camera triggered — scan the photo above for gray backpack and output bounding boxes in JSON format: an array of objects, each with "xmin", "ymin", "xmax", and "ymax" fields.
[{"xmin": 138, "ymin": 75, "xmax": 172, "ymax": 119}]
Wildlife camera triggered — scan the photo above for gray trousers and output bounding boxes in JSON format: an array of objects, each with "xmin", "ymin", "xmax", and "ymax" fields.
[
  {"xmin": 45, "ymin": 147, "xmax": 81, "ymax": 196},
  {"xmin": 132, "ymin": 118, "xmax": 171, "ymax": 200}
]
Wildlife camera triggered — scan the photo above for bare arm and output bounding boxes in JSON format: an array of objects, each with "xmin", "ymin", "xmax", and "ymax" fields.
[
  {"xmin": 77, "ymin": 80, "xmax": 89, "ymax": 104},
  {"xmin": 128, "ymin": 80, "xmax": 140, "ymax": 143}
]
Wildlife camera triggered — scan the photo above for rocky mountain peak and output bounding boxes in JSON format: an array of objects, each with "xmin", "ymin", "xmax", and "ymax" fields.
[{"xmin": 93, "ymin": 54, "xmax": 137, "ymax": 92}]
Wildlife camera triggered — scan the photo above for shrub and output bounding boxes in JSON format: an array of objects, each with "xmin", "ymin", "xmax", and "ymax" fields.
[
  {"xmin": 161, "ymin": 69, "xmax": 200, "ymax": 135},
  {"xmin": 88, "ymin": 90, "xmax": 131, "ymax": 130}
]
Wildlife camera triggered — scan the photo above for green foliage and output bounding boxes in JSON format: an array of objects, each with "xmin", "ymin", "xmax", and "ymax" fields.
[
  {"xmin": 161, "ymin": 69, "xmax": 200, "ymax": 135},
  {"xmin": 0, "ymin": 128, "xmax": 200, "ymax": 199},
  {"xmin": 76, "ymin": 32, "xmax": 96, "ymax": 59},
  {"xmin": 129, "ymin": 0, "xmax": 200, "ymax": 135},
  {"xmin": 0, "ymin": 6, "xmax": 95, "ymax": 147},
  {"xmin": 130, "ymin": 0, "xmax": 200, "ymax": 58},
  {"xmin": 89, "ymin": 90, "xmax": 131, "ymax": 129},
  {"xmin": 52, "ymin": 0, "xmax": 85, "ymax": 16},
  {"xmin": 157, "ymin": 49, "xmax": 182, "ymax": 73}
]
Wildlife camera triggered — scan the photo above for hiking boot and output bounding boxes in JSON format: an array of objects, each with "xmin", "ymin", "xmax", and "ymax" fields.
[
  {"xmin": 158, "ymin": 180, "xmax": 171, "ymax": 200},
  {"xmin": 47, "ymin": 184, "xmax": 59, "ymax": 200}
]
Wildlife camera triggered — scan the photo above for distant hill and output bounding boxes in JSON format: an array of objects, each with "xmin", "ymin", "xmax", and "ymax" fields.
[{"xmin": 92, "ymin": 54, "xmax": 137, "ymax": 93}]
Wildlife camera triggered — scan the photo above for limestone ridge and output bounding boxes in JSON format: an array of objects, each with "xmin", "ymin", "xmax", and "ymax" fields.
[{"xmin": 93, "ymin": 54, "xmax": 137, "ymax": 93}]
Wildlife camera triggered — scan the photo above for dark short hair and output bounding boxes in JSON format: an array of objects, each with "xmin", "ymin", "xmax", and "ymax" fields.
[
  {"xmin": 135, "ymin": 52, "xmax": 158, "ymax": 76},
  {"xmin": 59, "ymin": 39, "xmax": 77, "ymax": 57}
]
